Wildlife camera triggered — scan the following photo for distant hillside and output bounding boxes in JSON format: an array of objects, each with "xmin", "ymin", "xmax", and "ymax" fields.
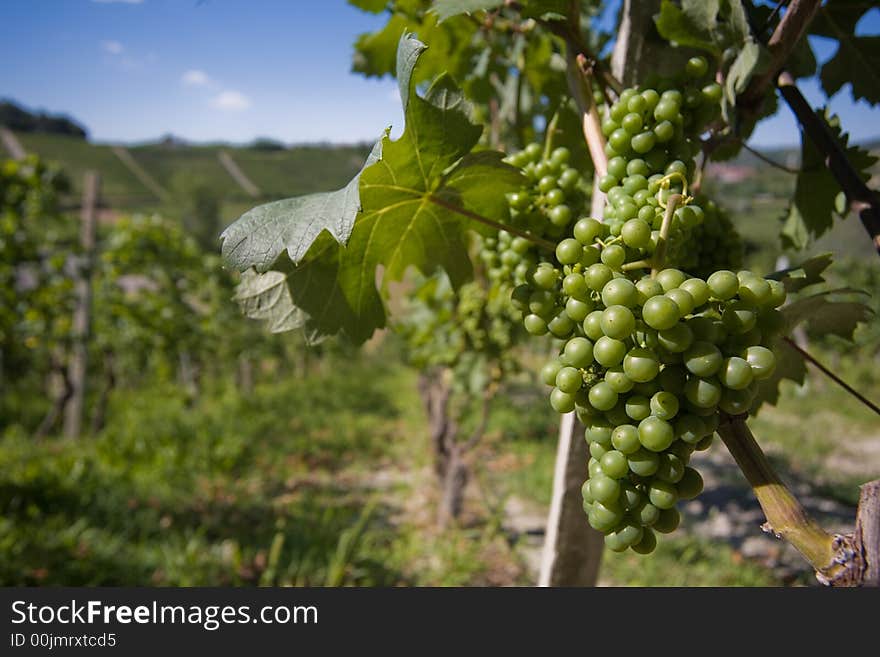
[
  {"xmin": 0, "ymin": 100, "xmax": 87, "ymax": 139},
  {"xmin": 0, "ymin": 130, "xmax": 372, "ymax": 221}
]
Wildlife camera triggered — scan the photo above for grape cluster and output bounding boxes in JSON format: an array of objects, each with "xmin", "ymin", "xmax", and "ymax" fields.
[
  {"xmin": 505, "ymin": 60, "xmax": 784, "ymax": 553},
  {"xmin": 479, "ymin": 143, "xmax": 586, "ymax": 286},
  {"xmin": 513, "ymin": 213, "xmax": 786, "ymax": 552}
]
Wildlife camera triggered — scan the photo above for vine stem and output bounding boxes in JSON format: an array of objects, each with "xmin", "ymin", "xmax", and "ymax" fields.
[
  {"xmin": 650, "ymin": 193, "xmax": 681, "ymax": 276},
  {"xmin": 565, "ymin": 52, "xmax": 608, "ymax": 178},
  {"xmin": 542, "ymin": 109, "xmax": 561, "ymax": 161},
  {"xmin": 716, "ymin": 416, "xmax": 857, "ymax": 582},
  {"xmin": 782, "ymin": 337, "xmax": 880, "ymax": 416},
  {"xmin": 427, "ymin": 194, "xmax": 557, "ymax": 253}
]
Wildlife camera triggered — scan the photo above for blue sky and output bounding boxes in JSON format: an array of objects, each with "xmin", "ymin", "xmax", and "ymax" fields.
[{"xmin": 0, "ymin": 0, "xmax": 877, "ymax": 148}]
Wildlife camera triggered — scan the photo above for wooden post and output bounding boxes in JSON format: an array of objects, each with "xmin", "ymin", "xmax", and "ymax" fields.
[
  {"xmin": 63, "ymin": 171, "xmax": 100, "ymax": 439},
  {"xmin": 855, "ymin": 480, "xmax": 880, "ymax": 587}
]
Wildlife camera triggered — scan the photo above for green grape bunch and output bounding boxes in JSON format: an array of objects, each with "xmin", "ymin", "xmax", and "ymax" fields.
[
  {"xmin": 505, "ymin": 66, "xmax": 787, "ymax": 555},
  {"xmin": 479, "ymin": 143, "xmax": 588, "ymax": 287}
]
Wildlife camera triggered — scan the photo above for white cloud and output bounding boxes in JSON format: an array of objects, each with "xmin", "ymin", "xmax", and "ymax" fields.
[
  {"xmin": 210, "ymin": 90, "xmax": 251, "ymax": 111},
  {"xmin": 181, "ymin": 69, "xmax": 212, "ymax": 87},
  {"xmin": 92, "ymin": 1, "xmax": 144, "ymax": 4},
  {"xmin": 101, "ymin": 40, "xmax": 124, "ymax": 55}
]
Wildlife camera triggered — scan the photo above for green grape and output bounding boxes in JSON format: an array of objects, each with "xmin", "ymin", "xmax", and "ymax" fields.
[
  {"xmin": 683, "ymin": 341, "xmax": 723, "ymax": 377},
  {"xmin": 722, "ymin": 301, "xmax": 757, "ymax": 334},
  {"xmin": 718, "ymin": 356, "xmax": 754, "ymax": 390},
  {"xmin": 589, "ymin": 382, "xmax": 619, "ymax": 411},
  {"xmin": 540, "ymin": 359, "xmax": 563, "ymax": 386},
  {"xmin": 636, "ymin": 277, "xmax": 664, "ymax": 303},
  {"xmin": 556, "ymin": 238, "xmax": 583, "ymax": 265},
  {"xmin": 679, "ymin": 278, "xmax": 709, "ymax": 307},
  {"xmin": 642, "ymin": 296, "xmax": 680, "ymax": 330},
  {"xmin": 550, "ymin": 387, "xmax": 576, "ymax": 413},
  {"xmin": 602, "ymin": 278, "xmax": 638, "ymax": 307},
  {"xmin": 612, "ymin": 424, "xmax": 641, "ymax": 454},
  {"xmin": 638, "ymin": 502, "xmax": 660, "ymax": 527},
  {"xmin": 524, "ymin": 314, "xmax": 548, "ymax": 335},
  {"xmin": 623, "ymin": 347, "xmax": 660, "ymax": 382},
  {"xmin": 590, "ymin": 441, "xmax": 609, "ymax": 460},
  {"xmin": 658, "ymin": 322, "xmax": 694, "ymax": 353},
  {"xmin": 585, "ymin": 264, "xmax": 614, "ymax": 291},
  {"xmin": 548, "ymin": 313, "xmax": 576, "ymax": 338},
  {"xmin": 594, "ymin": 336, "xmax": 628, "ymax": 367},
  {"xmin": 600, "ymin": 450, "xmax": 629, "ymax": 478},
  {"xmin": 628, "ymin": 448, "xmax": 660, "ymax": 476},
  {"xmin": 707, "ymin": 270, "xmax": 739, "ymax": 300},
  {"xmin": 583, "ymin": 311, "xmax": 605, "ymax": 341},
  {"xmin": 653, "ymin": 507, "xmax": 681, "ymax": 533},
  {"xmin": 556, "ymin": 366, "xmax": 583, "ymax": 393},
  {"xmin": 631, "ymin": 528, "xmax": 657, "ymax": 554},
  {"xmin": 565, "ymin": 297, "xmax": 592, "ymax": 322},
  {"xmin": 674, "ymin": 414, "xmax": 707, "ymax": 444},
  {"xmin": 574, "ymin": 218, "xmax": 602, "ymax": 244},
  {"xmin": 601, "ymin": 305, "xmax": 636, "ymax": 339},
  {"xmin": 605, "ymin": 366, "xmax": 635, "ymax": 393},
  {"xmin": 650, "ymin": 391, "xmax": 680, "ymax": 420},
  {"xmin": 625, "ymin": 395, "xmax": 652, "ymax": 421},
  {"xmin": 683, "ymin": 376, "xmax": 722, "ymax": 408},
  {"xmin": 563, "ymin": 337, "xmax": 594, "ymax": 368},
  {"xmin": 744, "ymin": 345, "xmax": 776, "ymax": 380},
  {"xmin": 639, "ymin": 416, "xmax": 675, "ymax": 452},
  {"xmin": 677, "ymin": 467, "xmax": 704, "ymax": 499},
  {"xmin": 665, "ymin": 288, "xmax": 694, "ymax": 316}
]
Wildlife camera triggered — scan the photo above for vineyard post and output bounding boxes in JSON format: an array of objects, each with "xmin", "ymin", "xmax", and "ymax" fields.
[
  {"xmin": 539, "ymin": 0, "xmax": 662, "ymax": 586},
  {"xmin": 63, "ymin": 170, "xmax": 100, "ymax": 439}
]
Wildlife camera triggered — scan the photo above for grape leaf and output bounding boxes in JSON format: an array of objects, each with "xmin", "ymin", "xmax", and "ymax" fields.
[
  {"xmin": 233, "ymin": 269, "xmax": 305, "ymax": 334},
  {"xmin": 432, "ymin": 0, "xmax": 503, "ymax": 22},
  {"xmin": 820, "ymin": 36, "xmax": 880, "ymax": 105},
  {"xmin": 766, "ymin": 252, "xmax": 834, "ymax": 293},
  {"xmin": 753, "ymin": 287, "xmax": 872, "ymax": 410},
  {"xmin": 654, "ymin": 0, "xmax": 750, "ymax": 55},
  {"xmin": 223, "ymin": 33, "xmax": 522, "ymax": 344},
  {"xmin": 349, "ymin": 0, "xmax": 389, "ymax": 12},
  {"xmin": 781, "ymin": 110, "xmax": 877, "ymax": 249},
  {"xmin": 780, "ymin": 288, "xmax": 873, "ymax": 342},
  {"xmin": 221, "ymin": 139, "xmax": 384, "ymax": 272}
]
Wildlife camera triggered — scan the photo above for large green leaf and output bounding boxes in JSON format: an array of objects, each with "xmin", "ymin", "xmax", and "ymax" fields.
[
  {"xmin": 766, "ymin": 252, "xmax": 834, "ymax": 293},
  {"xmin": 349, "ymin": 0, "xmax": 390, "ymax": 13},
  {"xmin": 654, "ymin": 0, "xmax": 750, "ymax": 55},
  {"xmin": 781, "ymin": 110, "xmax": 878, "ymax": 249},
  {"xmin": 223, "ymin": 34, "xmax": 522, "ymax": 343},
  {"xmin": 432, "ymin": 0, "xmax": 503, "ymax": 22},
  {"xmin": 233, "ymin": 269, "xmax": 304, "ymax": 334},
  {"xmin": 820, "ymin": 36, "xmax": 880, "ymax": 104},
  {"xmin": 221, "ymin": 140, "xmax": 384, "ymax": 272}
]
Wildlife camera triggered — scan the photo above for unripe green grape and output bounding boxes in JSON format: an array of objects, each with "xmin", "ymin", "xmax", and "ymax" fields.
[
  {"xmin": 511, "ymin": 284, "xmax": 531, "ymax": 311},
  {"xmin": 621, "ymin": 218, "xmax": 652, "ymax": 248},
  {"xmin": 677, "ymin": 467, "xmax": 704, "ymax": 499},
  {"xmin": 540, "ymin": 358, "xmax": 563, "ymax": 386},
  {"xmin": 604, "ymin": 531, "xmax": 628, "ymax": 552},
  {"xmin": 744, "ymin": 345, "xmax": 776, "ymax": 380},
  {"xmin": 624, "ymin": 347, "xmax": 660, "ymax": 383},
  {"xmin": 605, "ymin": 366, "xmax": 635, "ymax": 393},
  {"xmin": 609, "ymin": 128, "xmax": 632, "ymax": 153},
  {"xmin": 722, "ymin": 301, "xmax": 757, "ymax": 334},
  {"xmin": 608, "ymin": 156, "xmax": 628, "ymax": 180},
  {"xmin": 601, "ymin": 117, "xmax": 620, "ymax": 136},
  {"xmin": 653, "ymin": 507, "xmax": 681, "ymax": 533},
  {"xmin": 523, "ymin": 142, "xmax": 542, "ymax": 161},
  {"xmin": 641, "ymin": 88, "xmax": 660, "ymax": 111},
  {"xmin": 585, "ymin": 263, "xmax": 614, "ymax": 291},
  {"xmin": 556, "ymin": 238, "xmax": 583, "ymax": 265},
  {"xmin": 601, "ymin": 244, "xmax": 627, "ymax": 269},
  {"xmin": 719, "ymin": 386, "xmax": 756, "ymax": 415},
  {"xmin": 589, "ymin": 381, "xmax": 619, "ymax": 411},
  {"xmin": 614, "ymin": 523, "xmax": 645, "ymax": 549},
  {"xmin": 605, "ymin": 403, "xmax": 631, "ymax": 426},
  {"xmin": 674, "ymin": 414, "xmax": 707, "ymax": 444},
  {"xmin": 589, "ymin": 474, "xmax": 621, "ymax": 505},
  {"xmin": 555, "ymin": 366, "xmax": 582, "ymax": 393},
  {"xmin": 683, "ymin": 376, "xmax": 722, "ymax": 408},
  {"xmin": 550, "ymin": 387, "xmax": 576, "ymax": 413},
  {"xmin": 602, "ymin": 278, "xmax": 638, "ymax": 307},
  {"xmin": 679, "ymin": 278, "xmax": 710, "ymax": 307},
  {"xmin": 545, "ymin": 188, "xmax": 566, "ymax": 206},
  {"xmin": 642, "ymin": 296, "xmax": 681, "ymax": 330},
  {"xmin": 656, "ymin": 268, "xmax": 686, "ymax": 292},
  {"xmin": 589, "ymin": 501, "xmax": 625, "ymax": 533},
  {"xmin": 650, "ymin": 391, "xmax": 680, "ymax": 420},
  {"xmin": 694, "ymin": 434, "xmax": 714, "ymax": 451},
  {"xmin": 683, "ymin": 341, "xmax": 723, "ymax": 377},
  {"xmin": 538, "ymin": 175, "xmax": 557, "ymax": 193},
  {"xmin": 548, "ymin": 313, "xmax": 576, "ymax": 338},
  {"xmin": 656, "ymin": 453, "xmax": 686, "ymax": 484},
  {"xmin": 658, "ymin": 322, "xmax": 694, "ymax": 353},
  {"xmin": 600, "ymin": 305, "xmax": 636, "ymax": 340},
  {"xmin": 532, "ymin": 265, "xmax": 559, "ymax": 290},
  {"xmin": 765, "ymin": 279, "xmax": 787, "ymax": 308},
  {"xmin": 622, "ymin": 174, "xmax": 648, "ymax": 195},
  {"xmin": 628, "ymin": 448, "xmax": 661, "ymax": 477},
  {"xmin": 548, "ymin": 204, "xmax": 572, "ymax": 227},
  {"xmin": 590, "ymin": 441, "xmax": 609, "ymax": 460},
  {"xmin": 619, "ymin": 480, "xmax": 644, "ymax": 511},
  {"xmin": 562, "ymin": 337, "xmax": 593, "ymax": 369},
  {"xmin": 600, "ymin": 450, "xmax": 629, "ymax": 479},
  {"xmin": 718, "ymin": 356, "xmax": 754, "ymax": 390},
  {"xmin": 583, "ymin": 311, "xmax": 605, "ymax": 341},
  {"xmin": 654, "ymin": 98, "xmax": 680, "ymax": 122},
  {"xmin": 574, "ymin": 217, "xmax": 602, "ymax": 244},
  {"xmin": 625, "ymin": 395, "xmax": 652, "ymax": 422},
  {"xmin": 611, "ymin": 424, "xmax": 641, "ymax": 454},
  {"xmin": 622, "ymin": 112, "xmax": 644, "ymax": 134},
  {"xmin": 631, "ymin": 527, "xmax": 657, "ymax": 554},
  {"xmin": 565, "ymin": 297, "xmax": 592, "ymax": 322},
  {"xmin": 562, "ymin": 273, "xmax": 589, "ymax": 300},
  {"xmin": 580, "ymin": 244, "xmax": 601, "ymax": 267},
  {"xmin": 524, "ymin": 314, "xmax": 548, "ymax": 335},
  {"xmin": 738, "ymin": 276, "xmax": 772, "ymax": 306},
  {"xmin": 586, "ymin": 421, "xmax": 614, "ymax": 446},
  {"xmin": 636, "ymin": 276, "xmax": 664, "ymax": 303},
  {"xmin": 685, "ymin": 55, "xmax": 709, "ymax": 78},
  {"xmin": 707, "ymin": 270, "xmax": 739, "ymax": 300},
  {"xmin": 639, "ymin": 416, "xmax": 675, "ymax": 452},
  {"xmin": 558, "ymin": 167, "xmax": 580, "ymax": 191},
  {"xmin": 528, "ymin": 290, "xmax": 555, "ymax": 316},
  {"xmin": 550, "ymin": 146, "xmax": 570, "ymax": 166},
  {"xmin": 631, "ymin": 131, "xmax": 657, "ymax": 154}
]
